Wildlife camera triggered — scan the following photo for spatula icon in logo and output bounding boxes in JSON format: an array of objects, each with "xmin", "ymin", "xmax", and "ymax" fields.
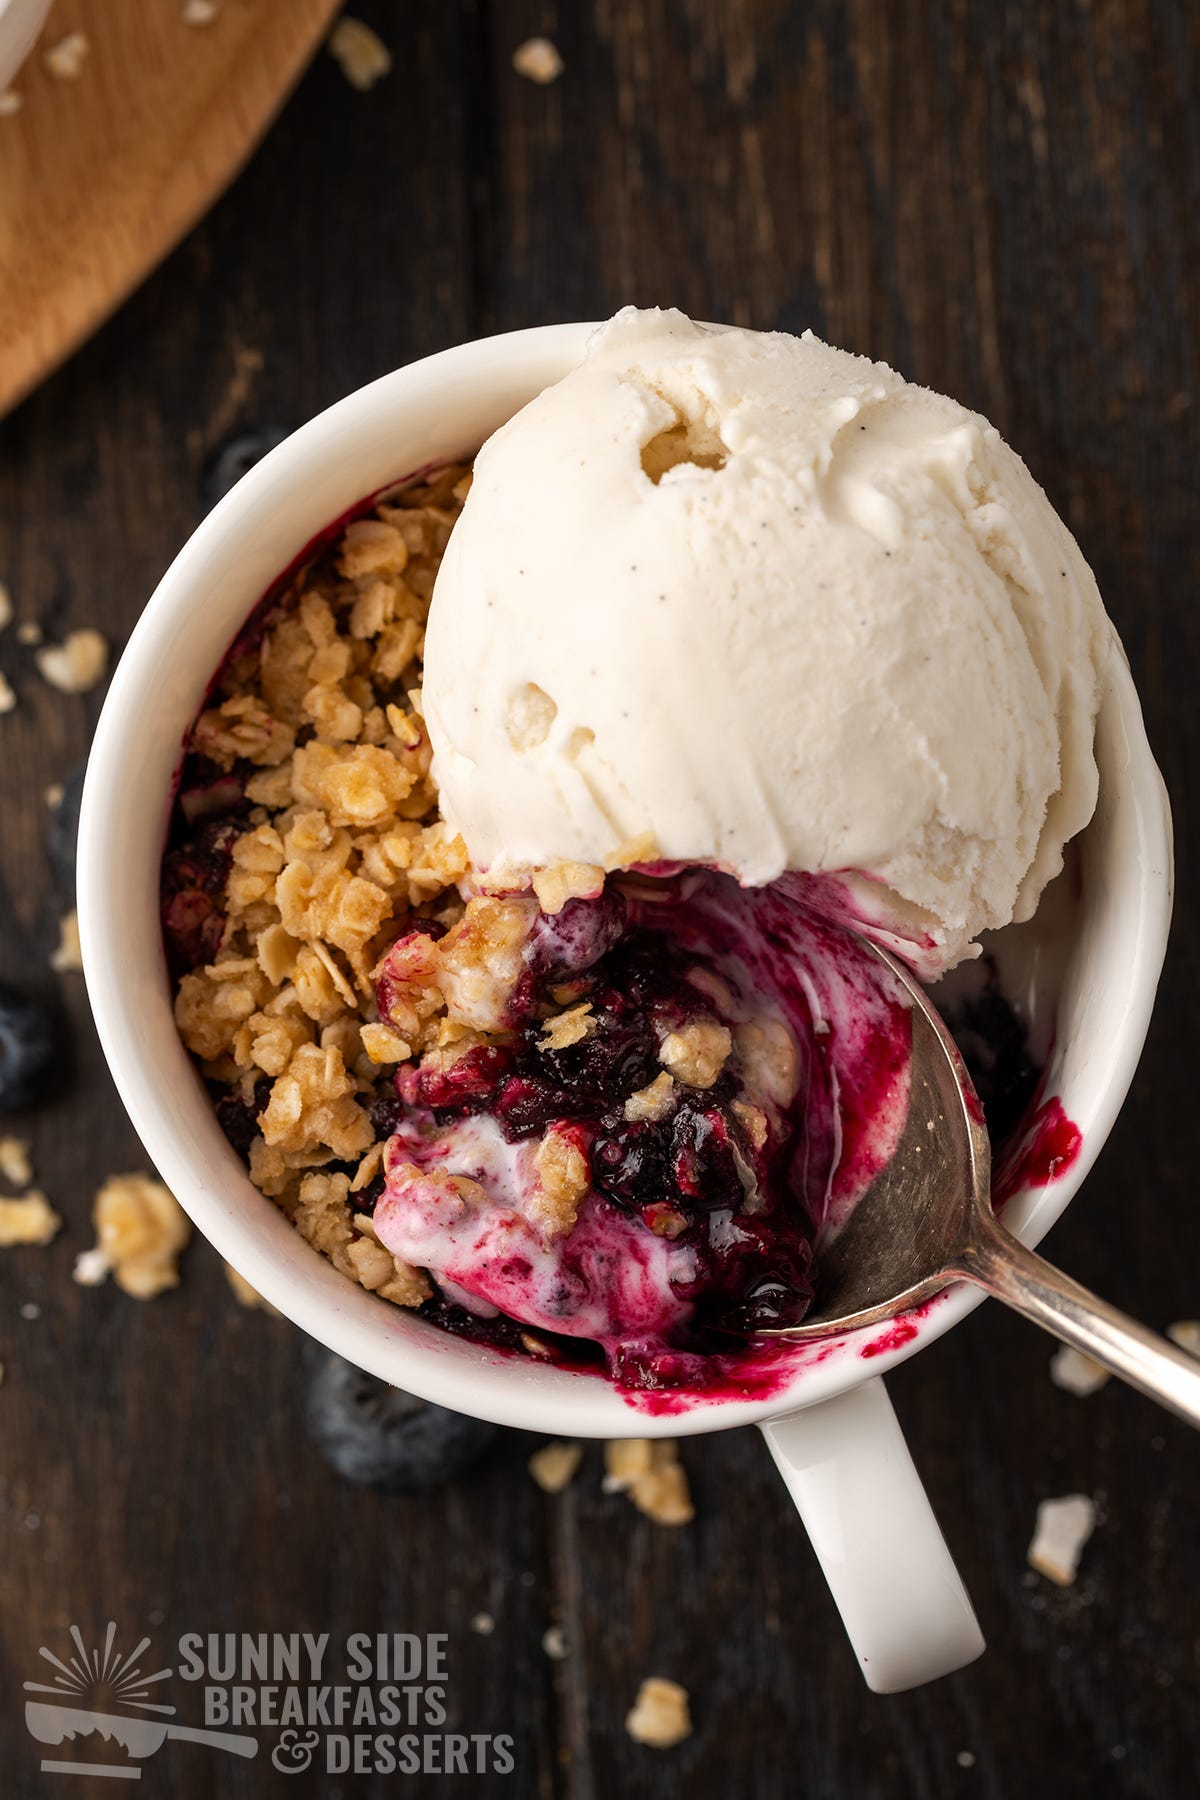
[{"xmin": 23, "ymin": 1623, "xmax": 257, "ymax": 1779}]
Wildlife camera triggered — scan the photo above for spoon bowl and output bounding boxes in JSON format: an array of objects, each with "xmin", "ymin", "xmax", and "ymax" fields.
[{"xmin": 758, "ymin": 940, "xmax": 1200, "ymax": 1430}]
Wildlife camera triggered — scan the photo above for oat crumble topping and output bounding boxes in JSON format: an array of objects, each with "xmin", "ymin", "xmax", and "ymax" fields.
[
  {"xmin": 0, "ymin": 674, "xmax": 15, "ymax": 716},
  {"xmin": 167, "ymin": 469, "xmax": 532, "ymax": 1318}
]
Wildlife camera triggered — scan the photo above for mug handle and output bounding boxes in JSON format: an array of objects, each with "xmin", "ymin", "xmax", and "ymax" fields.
[{"xmin": 760, "ymin": 1375, "xmax": 985, "ymax": 1692}]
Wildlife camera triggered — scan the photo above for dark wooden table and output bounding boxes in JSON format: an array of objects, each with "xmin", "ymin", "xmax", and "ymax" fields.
[{"xmin": 1, "ymin": 2, "xmax": 1198, "ymax": 1795}]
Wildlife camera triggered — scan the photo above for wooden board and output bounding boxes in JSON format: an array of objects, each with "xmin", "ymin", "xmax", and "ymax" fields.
[{"xmin": 0, "ymin": 0, "xmax": 340, "ymax": 419}]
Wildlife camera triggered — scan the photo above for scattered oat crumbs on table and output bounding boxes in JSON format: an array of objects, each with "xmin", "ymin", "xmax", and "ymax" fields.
[
  {"xmin": 1050, "ymin": 1344, "xmax": 1111, "ymax": 1396},
  {"xmin": 182, "ymin": 0, "xmax": 220, "ymax": 23},
  {"xmin": 328, "ymin": 18, "xmax": 392, "ymax": 90},
  {"xmin": 528, "ymin": 1442, "xmax": 584, "ymax": 1493},
  {"xmin": 50, "ymin": 911, "xmax": 82, "ymax": 974},
  {"xmin": 0, "ymin": 582, "xmax": 11, "ymax": 630},
  {"xmin": 0, "ymin": 1191, "xmax": 62, "ymax": 1247},
  {"xmin": 1028, "ymin": 1493, "xmax": 1097, "ymax": 1586},
  {"xmin": 469, "ymin": 1613, "xmax": 495, "ymax": 1636},
  {"xmin": 603, "ymin": 1439, "xmax": 695, "ymax": 1524},
  {"xmin": 36, "ymin": 628, "xmax": 108, "ymax": 695},
  {"xmin": 512, "ymin": 36, "xmax": 564, "ymax": 84},
  {"xmin": 0, "ymin": 90, "xmax": 23, "ymax": 118},
  {"xmin": 625, "ymin": 1677, "xmax": 692, "ymax": 1748},
  {"xmin": 17, "ymin": 621, "xmax": 42, "ymax": 645},
  {"xmin": 0, "ymin": 675, "xmax": 15, "ymax": 716},
  {"xmin": 0, "ymin": 1136, "xmax": 33, "ymax": 1189},
  {"xmin": 76, "ymin": 1175, "xmax": 191, "ymax": 1299},
  {"xmin": 224, "ymin": 1261, "xmax": 280, "ymax": 1313},
  {"xmin": 541, "ymin": 1625, "xmax": 568, "ymax": 1661},
  {"xmin": 43, "ymin": 32, "xmax": 89, "ymax": 81},
  {"xmin": 1167, "ymin": 1320, "xmax": 1200, "ymax": 1356}
]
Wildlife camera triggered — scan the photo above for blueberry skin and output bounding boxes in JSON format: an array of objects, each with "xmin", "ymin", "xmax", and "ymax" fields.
[
  {"xmin": 47, "ymin": 763, "xmax": 86, "ymax": 895},
  {"xmin": 0, "ymin": 982, "xmax": 54, "ymax": 1110},
  {"xmin": 306, "ymin": 1354, "xmax": 498, "ymax": 1492}
]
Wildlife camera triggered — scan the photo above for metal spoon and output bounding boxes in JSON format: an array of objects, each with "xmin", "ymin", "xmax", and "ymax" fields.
[{"xmin": 757, "ymin": 940, "xmax": 1200, "ymax": 1428}]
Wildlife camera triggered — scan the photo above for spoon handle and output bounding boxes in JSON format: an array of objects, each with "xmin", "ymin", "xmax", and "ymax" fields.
[{"xmin": 951, "ymin": 1211, "xmax": 1200, "ymax": 1429}]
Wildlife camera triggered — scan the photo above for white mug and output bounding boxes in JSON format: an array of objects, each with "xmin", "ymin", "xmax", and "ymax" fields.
[{"xmin": 78, "ymin": 324, "xmax": 1173, "ymax": 1693}]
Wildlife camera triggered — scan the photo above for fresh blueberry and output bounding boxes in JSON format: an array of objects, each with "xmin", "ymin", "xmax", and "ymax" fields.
[
  {"xmin": 0, "ymin": 982, "xmax": 54, "ymax": 1110},
  {"xmin": 306, "ymin": 1354, "xmax": 498, "ymax": 1492},
  {"xmin": 202, "ymin": 425, "xmax": 293, "ymax": 506},
  {"xmin": 47, "ymin": 764, "xmax": 86, "ymax": 895}
]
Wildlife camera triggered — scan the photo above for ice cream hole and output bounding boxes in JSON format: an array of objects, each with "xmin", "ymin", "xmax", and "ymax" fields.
[
  {"xmin": 640, "ymin": 418, "xmax": 729, "ymax": 483},
  {"xmin": 504, "ymin": 681, "xmax": 557, "ymax": 751}
]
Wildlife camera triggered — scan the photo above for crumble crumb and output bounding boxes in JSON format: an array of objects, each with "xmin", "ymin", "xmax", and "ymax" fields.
[
  {"xmin": 957, "ymin": 1751, "xmax": 977, "ymax": 1769},
  {"xmin": 0, "ymin": 1136, "xmax": 33, "ymax": 1189},
  {"xmin": 0, "ymin": 675, "xmax": 15, "ymax": 716},
  {"xmin": 360, "ymin": 1022, "xmax": 412, "ymax": 1064},
  {"xmin": 0, "ymin": 582, "xmax": 10, "ymax": 629},
  {"xmin": 625, "ymin": 1676, "xmax": 692, "ymax": 1748},
  {"xmin": 1167, "ymin": 1320, "xmax": 1200, "ymax": 1356},
  {"xmin": 43, "ymin": 32, "xmax": 89, "ymax": 80},
  {"xmin": 50, "ymin": 910, "xmax": 82, "ymax": 973},
  {"xmin": 528, "ymin": 1441, "xmax": 584, "ymax": 1493},
  {"xmin": 0, "ymin": 91, "xmax": 23, "ymax": 119},
  {"xmin": 17, "ymin": 621, "xmax": 42, "ymax": 645},
  {"xmin": 0, "ymin": 1192, "xmax": 62, "ymax": 1246},
  {"xmin": 539, "ymin": 1002, "xmax": 594, "ymax": 1051},
  {"xmin": 1050, "ymin": 1344, "xmax": 1110, "ymax": 1397},
  {"xmin": 225, "ymin": 1262, "xmax": 280, "ymax": 1313},
  {"xmin": 658, "ymin": 1017, "xmax": 732, "ymax": 1088},
  {"xmin": 85, "ymin": 1174, "xmax": 191, "ymax": 1298},
  {"xmin": 182, "ymin": 0, "xmax": 219, "ymax": 22},
  {"xmin": 469, "ymin": 1612, "xmax": 495, "ymax": 1636},
  {"xmin": 606, "ymin": 830, "xmax": 660, "ymax": 870},
  {"xmin": 44, "ymin": 782, "xmax": 64, "ymax": 809},
  {"xmin": 1028, "ymin": 1493, "xmax": 1097, "ymax": 1586},
  {"xmin": 541, "ymin": 1625, "xmax": 568, "ymax": 1661},
  {"xmin": 530, "ymin": 1125, "xmax": 590, "ymax": 1239},
  {"xmin": 512, "ymin": 36, "xmax": 564, "ymax": 84},
  {"xmin": 20, "ymin": 1301, "xmax": 40, "ymax": 1320},
  {"xmin": 531, "ymin": 860, "xmax": 603, "ymax": 914},
  {"xmin": 328, "ymin": 17, "xmax": 392, "ymax": 90},
  {"xmin": 604, "ymin": 1439, "xmax": 694, "ymax": 1524},
  {"xmin": 624, "ymin": 1071, "xmax": 676, "ymax": 1123},
  {"xmin": 36, "ymin": 628, "xmax": 109, "ymax": 694}
]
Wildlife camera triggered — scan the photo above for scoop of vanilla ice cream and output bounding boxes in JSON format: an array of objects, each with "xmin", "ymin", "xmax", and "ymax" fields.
[{"xmin": 422, "ymin": 307, "xmax": 1110, "ymax": 970}]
